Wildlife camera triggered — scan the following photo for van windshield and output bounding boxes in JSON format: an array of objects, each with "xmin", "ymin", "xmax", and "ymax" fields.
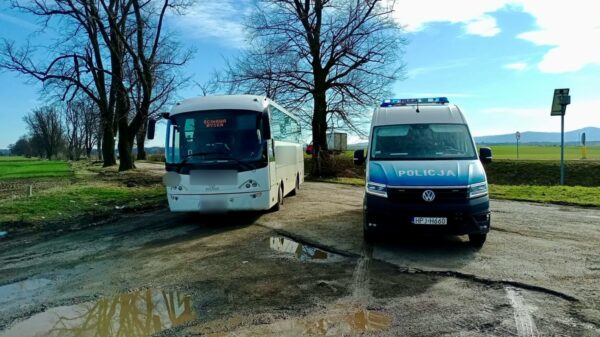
[{"xmin": 370, "ymin": 124, "xmax": 477, "ymax": 160}]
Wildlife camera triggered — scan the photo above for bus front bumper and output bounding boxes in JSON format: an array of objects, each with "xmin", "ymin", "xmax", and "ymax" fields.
[{"xmin": 167, "ymin": 190, "xmax": 271, "ymax": 212}]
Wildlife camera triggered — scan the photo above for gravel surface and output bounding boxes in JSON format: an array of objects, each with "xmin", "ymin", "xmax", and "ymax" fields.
[{"xmin": 0, "ymin": 182, "xmax": 599, "ymax": 336}]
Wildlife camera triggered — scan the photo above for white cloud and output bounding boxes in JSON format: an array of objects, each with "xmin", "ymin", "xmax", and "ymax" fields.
[
  {"xmin": 504, "ymin": 62, "xmax": 528, "ymax": 71},
  {"xmin": 386, "ymin": 0, "xmax": 509, "ymax": 35},
  {"xmin": 388, "ymin": 0, "xmax": 600, "ymax": 73},
  {"xmin": 465, "ymin": 15, "xmax": 500, "ymax": 37},
  {"xmin": 515, "ymin": 1, "xmax": 600, "ymax": 73},
  {"xmin": 174, "ymin": 0, "xmax": 252, "ymax": 46}
]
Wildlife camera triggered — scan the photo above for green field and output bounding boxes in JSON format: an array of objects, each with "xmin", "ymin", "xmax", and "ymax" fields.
[
  {"xmin": 334, "ymin": 145, "xmax": 600, "ymax": 161},
  {"xmin": 480, "ymin": 145, "xmax": 600, "ymax": 160},
  {"xmin": 0, "ymin": 157, "xmax": 73, "ymax": 180}
]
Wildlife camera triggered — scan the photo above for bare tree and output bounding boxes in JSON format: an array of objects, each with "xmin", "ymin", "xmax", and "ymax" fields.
[
  {"xmin": 1, "ymin": 0, "xmax": 192, "ymax": 171},
  {"xmin": 23, "ymin": 106, "xmax": 64, "ymax": 159},
  {"xmin": 106, "ymin": 0, "xmax": 192, "ymax": 170},
  {"xmin": 61, "ymin": 98, "xmax": 99, "ymax": 160},
  {"xmin": 1, "ymin": 0, "xmax": 120, "ymax": 167},
  {"xmin": 225, "ymin": 0, "xmax": 405, "ymax": 174}
]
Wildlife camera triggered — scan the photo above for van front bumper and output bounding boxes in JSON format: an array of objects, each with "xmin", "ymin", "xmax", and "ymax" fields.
[{"xmin": 364, "ymin": 193, "xmax": 491, "ymax": 235}]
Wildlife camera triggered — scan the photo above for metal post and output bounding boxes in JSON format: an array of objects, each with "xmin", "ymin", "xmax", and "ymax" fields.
[
  {"xmin": 517, "ymin": 139, "xmax": 519, "ymax": 160},
  {"xmin": 560, "ymin": 114, "xmax": 565, "ymax": 185}
]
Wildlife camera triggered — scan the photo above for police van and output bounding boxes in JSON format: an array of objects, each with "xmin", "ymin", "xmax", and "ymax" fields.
[{"xmin": 353, "ymin": 97, "xmax": 492, "ymax": 247}]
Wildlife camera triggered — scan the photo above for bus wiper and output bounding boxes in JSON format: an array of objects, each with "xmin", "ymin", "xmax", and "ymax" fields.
[{"xmin": 178, "ymin": 151, "xmax": 227, "ymax": 168}]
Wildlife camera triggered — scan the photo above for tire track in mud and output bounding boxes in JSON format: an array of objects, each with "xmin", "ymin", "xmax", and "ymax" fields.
[
  {"xmin": 350, "ymin": 243, "xmax": 373, "ymax": 302},
  {"xmin": 506, "ymin": 286, "xmax": 539, "ymax": 337}
]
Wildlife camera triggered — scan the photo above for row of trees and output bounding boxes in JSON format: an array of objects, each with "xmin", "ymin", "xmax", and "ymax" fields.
[
  {"xmin": 3, "ymin": 0, "xmax": 406, "ymax": 173},
  {"xmin": 10, "ymin": 102, "xmax": 99, "ymax": 160},
  {"xmin": 1, "ymin": 0, "xmax": 190, "ymax": 170},
  {"xmin": 202, "ymin": 0, "xmax": 406, "ymax": 173}
]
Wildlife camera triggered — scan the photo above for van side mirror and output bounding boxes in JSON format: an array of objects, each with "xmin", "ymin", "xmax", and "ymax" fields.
[
  {"xmin": 147, "ymin": 118, "xmax": 156, "ymax": 140},
  {"xmin": 353, "ymin": 149, "xmax": 365, "ymax": 166},
  {"xmin": 479, "ymin": 147, "xmax": 492, "ymax": 164},
  {"xmin": 262, "ymin": 111, "xmax": 271, "ymax": 140}
]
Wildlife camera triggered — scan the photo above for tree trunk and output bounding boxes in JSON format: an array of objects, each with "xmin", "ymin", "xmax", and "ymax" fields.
[
  {"xmin": 97, "ymin": 130, "xmax": 103, "ymax": 161},
  {"xmin": 118, "ymin": 126, "xmax": 136, "ymax": 171},
  {"xmin": 311, "ymin": 89, "xmax": 329, "ymax": 176},
  {"xmin": 136, "ymin": 118, "xmax": 148, "ymax": 160}
]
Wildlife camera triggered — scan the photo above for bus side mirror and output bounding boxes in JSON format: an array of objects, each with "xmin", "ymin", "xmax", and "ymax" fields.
[
  {"xmin": 147, "ymin": 118, "xmax": 156, "ymax": 140},
  {"xmin": 354, "ymin": 149, "xmax": 365, "ymax": 166},
  {"xmin": 479, "ymin": 147, "xmax": 492, "ymax": 164},
  {"xmin": 262, "ymin": 111, "xmax": 271, "ymax": 140}
]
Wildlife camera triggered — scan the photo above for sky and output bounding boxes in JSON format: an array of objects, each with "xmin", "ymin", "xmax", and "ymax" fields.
[{"xmin": 0, "ymin": 0, "xmax": 599, "ymax": 148}]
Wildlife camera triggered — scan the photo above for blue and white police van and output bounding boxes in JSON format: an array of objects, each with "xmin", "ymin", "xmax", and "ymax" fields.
[{"xmin": 353, "ymin": 97, "xmax": 493, "ymax": 247}]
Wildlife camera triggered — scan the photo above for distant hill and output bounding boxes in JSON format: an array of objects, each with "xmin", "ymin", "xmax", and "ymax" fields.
[{"xmin": 475, "ymin": 127, "xmax": 600, "ymax": 144}]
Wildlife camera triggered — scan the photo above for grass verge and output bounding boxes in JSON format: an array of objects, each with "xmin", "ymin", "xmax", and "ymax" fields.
[
  {"xmin": 0, "ymin": 161, "xmax": 166, "ymax": 235},
  {"xmin": 307, "ymin": 177, "xmax": 600, "ymax": 208},
  {"xmin": 0, "ymin": 158, "xmax": 73, "ymax": 180},
  {"xmin": 489, "ymin": 184, "xmax": 600, "ymax": 207}
]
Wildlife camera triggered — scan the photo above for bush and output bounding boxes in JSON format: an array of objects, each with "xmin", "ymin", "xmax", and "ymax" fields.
[
  {"xmin": 147, "ymin": 154, "xmax": 165, "ymax": 162},
  {"xmin": 305, "ymin": 154, "xmax": 364, "ymax": 178}
]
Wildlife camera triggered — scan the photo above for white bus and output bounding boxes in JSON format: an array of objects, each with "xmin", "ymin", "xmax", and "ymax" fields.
[{"xmin": 149, "ymin": 95, "xmax": 304, "ymax": 212}]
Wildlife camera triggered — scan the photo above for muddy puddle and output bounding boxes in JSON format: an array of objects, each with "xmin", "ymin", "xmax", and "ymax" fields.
[
  {"xmin": 0, "ymin": 278, "xmax": 52, "ymax": 305},
  {"xmin": 0, "ymin": 289, "xmax": 195, "ymax": 337},
  {"xmin": 269, "ymin": 237, "xmax": 344, "ymax": 262},
  {"xmin": 204, "ymin": 306, "xmax": 391, "ymax": 336}
]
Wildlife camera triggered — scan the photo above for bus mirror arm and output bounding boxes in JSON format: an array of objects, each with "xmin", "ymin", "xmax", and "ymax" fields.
[
  {"xmin": 262, "ymin": 111, "xmax": 272, "ymax": 139},
  {"xmin": 147, "ymin": 118, "xmax": 156, "ymax": 140}
]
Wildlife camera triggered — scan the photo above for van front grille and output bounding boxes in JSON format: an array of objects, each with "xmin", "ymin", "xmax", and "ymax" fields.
[{"xmin": 387, "ymin": 187, "xmax": 468, "ymax": 203}]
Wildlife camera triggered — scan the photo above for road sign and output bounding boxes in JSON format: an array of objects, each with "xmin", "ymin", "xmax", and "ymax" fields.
[
  {"xmin": 515, "ymin": 131, "xmax": 520, "ymax": 160},
  {"xmin": 551, "ymin": 88, "xmax": 570, "ymax": 185},
  {"xmin": 551, "ymin": 88, "xmax": 570, "ymax": 116}
]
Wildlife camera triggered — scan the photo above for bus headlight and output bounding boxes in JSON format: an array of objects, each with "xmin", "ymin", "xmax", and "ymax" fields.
[
  {"xmin": 469, "ymin": 182, "xmax": 488, "ymax": 199},
  {"xmin": 366, "ymin": 182, "xmax": 387, "ymax": 198}
]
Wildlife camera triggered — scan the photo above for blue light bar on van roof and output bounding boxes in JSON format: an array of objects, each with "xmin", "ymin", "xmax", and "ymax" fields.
[{"xmin": 380, "ymin": 97, "xmax": 449, "ymax": 107}]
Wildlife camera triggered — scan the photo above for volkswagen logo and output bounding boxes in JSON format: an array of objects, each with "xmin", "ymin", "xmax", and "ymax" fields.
[{"xmin": 422, "ymin": 190, "xmax": 436, "ymax": 202}]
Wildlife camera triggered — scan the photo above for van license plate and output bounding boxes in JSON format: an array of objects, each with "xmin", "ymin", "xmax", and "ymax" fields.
[{"xmin": 412, "ymin": 217, "xmax": 447, "ymax": 225}]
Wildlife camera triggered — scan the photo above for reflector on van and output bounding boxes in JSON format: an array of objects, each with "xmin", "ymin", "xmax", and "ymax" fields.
[{"xmin": 380, "ymin": 97, "xmax": 449, "ymax": 107}]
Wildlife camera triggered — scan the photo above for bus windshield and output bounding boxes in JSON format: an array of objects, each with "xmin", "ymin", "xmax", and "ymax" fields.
[
  {"xmin": 166, "ymin": 110, "xmax": 264, "ymax": 164},
  {"xmin": 370, "ymin": 123, "xmax": 477, "ymax": 160}
]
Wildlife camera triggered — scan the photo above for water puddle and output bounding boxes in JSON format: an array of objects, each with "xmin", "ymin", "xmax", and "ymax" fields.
[
  {"xmin": 204, "ymin": 307, "xmax": 391, "ymax": 336},
  {"xmin": 0, "ymin": 278, "xmax": 52, "ymax": 304},
  {"xmin": 0, "ymin": 289, "xmax": 196, "ymax": 337},
  {"xmin": 269, "ymin": 237, "xmax": 343, "ymax": 262}
]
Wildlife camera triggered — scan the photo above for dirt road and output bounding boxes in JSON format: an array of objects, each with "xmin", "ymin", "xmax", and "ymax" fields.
[{"xmin": 1, "ymin": 182, "xmax": 599, "ymax": 336}]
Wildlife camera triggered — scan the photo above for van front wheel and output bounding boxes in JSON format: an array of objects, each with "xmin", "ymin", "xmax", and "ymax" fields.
[{"xmin": 468, "ymin": 233, "xmax": 487, "ymax": 248}]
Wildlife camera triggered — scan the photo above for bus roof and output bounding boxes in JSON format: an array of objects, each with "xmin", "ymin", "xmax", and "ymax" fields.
[
  {"xmin": 372, "ymin": 104, "xmax": 467, "ymax": 126},
  {"xmin": 170, "ymin": 95, "xmax": 268, "ymax": 115}
]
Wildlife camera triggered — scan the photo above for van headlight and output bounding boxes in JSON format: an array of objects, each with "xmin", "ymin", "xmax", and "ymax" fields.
[
  {"xmin": 469, "ymin": 182, "xmax": 488, "ymax": 199},
  {"xmin": 366, "ymin": 182, "xmax": 387, "ymax": 198}
]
